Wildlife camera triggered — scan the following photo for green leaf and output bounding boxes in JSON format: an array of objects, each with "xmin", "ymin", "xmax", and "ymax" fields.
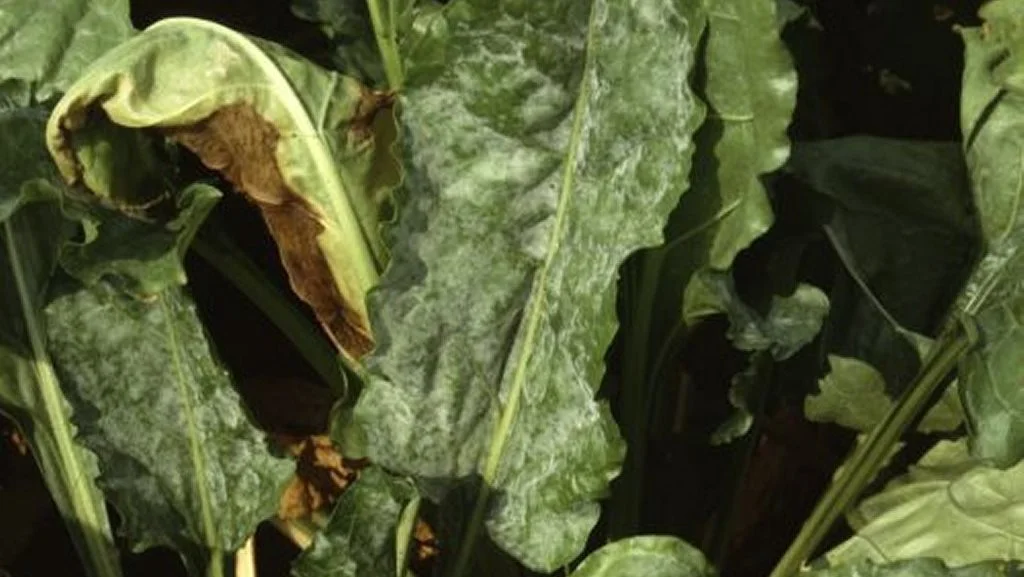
[
  {"xmin": 292, "ymin": 0, "xmax": 449, "ymax": 92},
  {"xmin": 785, "ymin": 137, "xmax": 977, "ymax": 393},
  {"xmin": 568, "ymin": 536, "xmax": 716, "ymax": 577},
  {"xmin": 0, "ymin": 0, "xmax": 134, "ymax": 105},
  {"xmin": 677, "ymin": 0, "xmax": 797, "ymax": 317},
  {"xmin": 291, "ymin": 0, "xmax": 387, "ymax": 87},
  {"xmin": 59, "ymin": 183, "xmax": 221, "ymax": 297},
  {"xmin": 807, "ymin": 559, "xmax": 1024, "ymax": 577},
  {"xmin": 710, "ymin": 353, "xmax": 770, "ymax": 446},
  {"xmin": 1, "ymin": 185, "xmax": 122, "ymax": 577},
  {"xmin": 292, "ymin": 467, "xmax": 417, "ymax": 577},
  {"xmin": 806, "ymin": 355, "xmax": 963, "ymax": 434},
  {"xmin": 820, "ymin": 439, "xmax": 1024, "ymax": 568},
  {"xmin": 44, "ymin": 281, "xmax": 293, "ymax": 575},
  {"xmin": 609, "ymin": 0, "xmax": 797, "ymax": 537},
  {"xmin": 956, "ymin": 0, "xmax": 1024, "ymax": 467},
  {"xmin": 0, "ymin": 105, "xmax": 121, "ymax": 577},
  {"xmin": 686, "ymin": 271, "xmax": 828, "ymax": 360},
  {"xmin": 356, "ymin": 0, "xmax": 706, "ymax": 571},
  {"xmin": 45, "ymin": 17, "xmax": 396, "ymax": 362}
]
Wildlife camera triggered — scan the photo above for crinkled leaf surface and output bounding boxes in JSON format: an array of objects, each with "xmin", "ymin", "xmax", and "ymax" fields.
[
  {"xmin": 955, "ymin": 0, "xmax": 1024, "ymax": 467},
  {"xmin": 292, "ymin": 467, "xmax": 416, "ymax": 577},
  {"xmin": 821, "ymin": 439, "xmax": 1024, "ymax": 568},
  {"xmin": 0, "ymin": 0, "xmax": 133, "ymax": 105},
  {"xmin": 356, "ymin": 0, "xmax": 706, "ymax": 570},
  {"xmin": 44, "ymin": 281, "xmax": 293, "ymax": 574},
  {"xmin": 808, "ymin": 559, "xmax": 1024, "ymax": 577},
  {"xmin": 45, "ymin": 17, "xmax": 396, "ymax": 361},
  {"xmin": 568, "ymin": 536, "xmax": 716, "ymax": 577},
  {"xmin": 0, "ymin": 107, "xmax": 121, "ymax": 577},
  {"xmin": 806, "ymin": 355, "xmax": 963, "ymax": 434}
]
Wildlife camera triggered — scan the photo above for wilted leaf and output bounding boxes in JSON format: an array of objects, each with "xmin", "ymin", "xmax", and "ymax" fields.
[
  {"xmin": 292, "ymin": 467, "xmax": 417, "ymax": 577},
  {"xmin": 955, "ymin": 0, "xmax": 1024, "ymax": 467},
  {"xmin": 45, "ymin": 281, "xmax": 293, "ymax": 575},
  {"xmin": 806, "ymin": 355, "xmax": 963, "ymax": 434},
  {"xmin": 355, "ymin": 0, "xmax": 706, "ymax": 570},
  {"xmin": 0, "ymin": 105, "xmax": 121, "ymax": 577},
  {"xmin": 46, "ymin": 17, "xmax": 398, "ymax": 362},
  {"xmin": 821, "ymin": 439, "xmax": 1024, "ymax": 568},
  {"xmin": 568, "ymin": 536, "xmax": 716, "ymax": 577},
  {"xmin": 277, "ymin": 435, "xmax": 357, "ymax": 521},
  {"xmin": 808, "ymin": 559, "xmax": 1024, "ymax": 577},
  {"xmin": 0, "ymin": 0, "xmax": 134, "ymax": 105}
]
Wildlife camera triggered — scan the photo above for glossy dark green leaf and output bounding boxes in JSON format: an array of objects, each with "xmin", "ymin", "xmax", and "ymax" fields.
[
  {"xmin": 786, "ymin": 137, "xmax": 977, "ymax": 392},
  {"xmin": 0, "ymin": 106, "xmax": 122, "ymax": 577},
  {"xmin": 44, "ymin": 281, "xmax": 293, "ymax": 575},
  {"xmin": 821, "ymin": 439, "xmax": 1024, "ymax": 567},
  {"xmin": 59, "ymin": 183, "xmax": 221, "ymax": 297},
  {"xmin": 956, "ymin": 0, "xmax": 1024, "ymax": 467},
  {"xmin": 0, "ymin": 0, "xmax": 133, "ymax": 105},
  {"xmin": 292, "ymin": 467, "xmax": 417, "ymax": 577},
  {"xmin": 568, "ymin": 536, "xmax": 716, "ymax": 577},
  {"xmin": 808, "ymin": 559, "xmax": 1024, "ymax": 577},
  {"xmin": 355, "ymin": 0, "xmax": 706, "ymax": 571}
]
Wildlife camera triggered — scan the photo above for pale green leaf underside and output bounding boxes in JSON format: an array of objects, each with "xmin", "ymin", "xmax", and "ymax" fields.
[
  {"xmin": 806, "ymin": 355, "xmax": 963, "ymax": 434},
  {"xmin": 0, "ymin": 0, "xmax": 133, "ymax": 105},
  {"xmin": 823, "ymin": 439, "xmax": 1024, "ymax": 568},
  {"xmin": 809, "ymin": 559, "xmax": 1024, "ymax": 577},
  {"xmin": 45, "ymin": 16, "xmax": 389, "ymax": 360},
  {"xmin": 0, "ymin": 106, "xmax": 121, "ymax": 577},
  {"xmin": 45, "ymin": 281, "xmax": 292, "ymax": 574},
  {"xmin": 956, "ymin": 0, "xmax": 1024, "ymax": 467},
  {"xmin": 292, "ymin": 467, "xmax": 417, "ymax": 577},
  {"xmin": 356, "ymin": 0, "xmax": 706, "ymax": 570},
  {"xmin": 569, "ymin": 536, "xmax": 716, "ymax": 577}
]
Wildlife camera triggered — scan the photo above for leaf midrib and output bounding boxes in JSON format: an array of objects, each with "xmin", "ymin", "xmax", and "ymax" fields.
[
  {"xmin": 3, "ymin": 219, "xmax": 120, "ymax": 577},
  {"xmin": 158, "ymin": 294, "xmax": 218, "ymax": 546},
  {"xmin": 480, "ymin": 2, "xmax": 600, "ymax": 485}
]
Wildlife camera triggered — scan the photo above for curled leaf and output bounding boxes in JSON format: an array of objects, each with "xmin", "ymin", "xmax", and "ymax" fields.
[{"xmin": 46, "ymin": 17, "xmax": 397, "ymax": 362}]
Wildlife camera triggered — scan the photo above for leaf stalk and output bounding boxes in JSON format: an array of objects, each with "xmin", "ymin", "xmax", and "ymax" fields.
[{"xmin": 769, "ymin": 317, "xmax": 976, "ymax": 577}]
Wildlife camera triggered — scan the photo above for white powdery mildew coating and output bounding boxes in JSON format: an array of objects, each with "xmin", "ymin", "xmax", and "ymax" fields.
[{"xmin": 357, "ymin": 0, "xmax": 705, "ymax": 571}]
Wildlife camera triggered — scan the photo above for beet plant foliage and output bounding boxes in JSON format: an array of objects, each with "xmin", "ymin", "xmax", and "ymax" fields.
[{"xmin": 3, "ymin": 0, "xmax": 1024, "ymax": 576}]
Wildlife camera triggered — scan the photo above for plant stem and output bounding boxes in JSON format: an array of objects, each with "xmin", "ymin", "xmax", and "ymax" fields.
[
  {"xmin": 366, "ymin": 0, "xmax": 404, "ymax": 90},
  {"xmin": 606, "ymin": 255, "xmax": 658, "ymax": 537},
  {"xmin": 768, "ymin": 319, "xmax": 975, "ymax": 577},
  {"xmin": 190, "ymin": 233, "xmax": 350, "ymax": 397},
  {"xmin": 450, "ymin": 483, "xmax": 492, "ymax": 577},
  {"xmin": 208, "ymin": 549, "xmax": 226, "ymax": 577}
]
